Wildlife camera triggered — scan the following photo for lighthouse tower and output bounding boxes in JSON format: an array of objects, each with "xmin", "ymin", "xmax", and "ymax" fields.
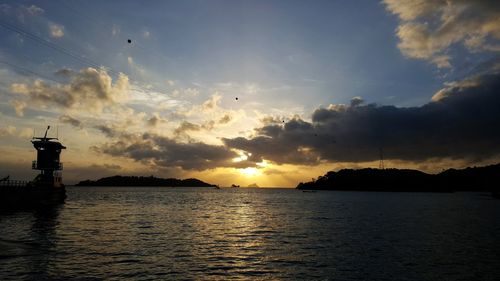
[{"xmin": 31, "ymin": 126, "xmax": 66, "ymax": 188}]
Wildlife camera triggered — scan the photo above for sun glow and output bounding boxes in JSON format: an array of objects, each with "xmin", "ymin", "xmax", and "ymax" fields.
[
  {"xmin": 239, "ymin": 167, "xmax": 260, "ymax": 177},
  {"xmin": 232, "ymin": 152, "xmax": 250, "ymax": 162},
  {"xmin": 256, "ymin": 160, "xmax": 268, "ymax": 167}
]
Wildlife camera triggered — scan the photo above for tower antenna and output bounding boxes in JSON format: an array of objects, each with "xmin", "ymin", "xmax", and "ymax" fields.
[{"xmin": 44, "ymin": 125, "xmax": 50, "ymax": 139}]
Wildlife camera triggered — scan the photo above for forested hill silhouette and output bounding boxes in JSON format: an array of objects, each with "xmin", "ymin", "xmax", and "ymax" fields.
[
  {"xmin": 75, "ymin": 175, "xmax": 216, "ymax": 187},
  {"xmin": 296, "ymin": 163, "xmax": 500, "ymax": 192}
]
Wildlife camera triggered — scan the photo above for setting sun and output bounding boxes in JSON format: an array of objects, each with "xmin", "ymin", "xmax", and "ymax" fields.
[{"xmin": 239, "ymin": 167, "xmax": 260, "ymax": 177}]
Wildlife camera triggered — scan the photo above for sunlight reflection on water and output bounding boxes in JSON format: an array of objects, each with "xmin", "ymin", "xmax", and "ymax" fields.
[{"xmin": 1, "ymin": 187, "xmax": 500, "ymax": 280}]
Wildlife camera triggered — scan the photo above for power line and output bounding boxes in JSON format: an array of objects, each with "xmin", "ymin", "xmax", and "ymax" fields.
[
  {"xmin": 0, "ymin": 16, "xmax": 171, "ymax": 97},
  {"xmin": 0, "ymin": 19, "xmax": 120, "ymax": 77},
  {"xmin": 0, "ymin": 20, "xmax": 95, "ymax": 67},
  {"xmin": 57, "ymin": 0, "xmax": 172, "ymax": 64},
  {"xmin": 57, "ymin": 0, "xmax": 176, "ymax": 83},
  {"xmin": 0, "ymin": 60, "xmax": 64, "ymax": 84}
]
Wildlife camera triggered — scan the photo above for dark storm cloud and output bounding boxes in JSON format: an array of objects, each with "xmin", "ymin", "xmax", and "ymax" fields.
[
  {"xmin": 95, "ymin": 67, "xmax": 500, "ymax": 171},
  {"xmin": 94, "ymin": 133, "xmax": 241, "ymax": 171},
  {"xmin": 223, "ymin": 69, "xmax": 500, "ymax": 164}
]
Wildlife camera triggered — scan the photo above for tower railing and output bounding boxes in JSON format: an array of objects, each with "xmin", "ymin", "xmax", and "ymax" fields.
[{"xmin": 32, "ymin": 161, "xmax": 63, "ymax": 170}]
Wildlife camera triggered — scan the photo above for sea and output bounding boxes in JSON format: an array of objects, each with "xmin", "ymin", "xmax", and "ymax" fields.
[{"xmin": 1, "ymin": 187, "xmax": 499, "ymax": 280}]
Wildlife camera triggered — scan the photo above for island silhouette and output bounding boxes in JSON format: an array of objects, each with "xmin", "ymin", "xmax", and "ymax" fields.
[
  {"xmin": 297, "ymin": 163, "xmax": 500, "ymax": 192},
  {"xmin": 75, "ymin": 175, "xmax": 216, "ymax": 187}
]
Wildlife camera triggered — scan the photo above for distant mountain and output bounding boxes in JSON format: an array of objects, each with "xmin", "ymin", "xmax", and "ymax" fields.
[
  {"xmin": 75, "ymin": 175, "xmax": 216, "ymax": 187},
  {"xmin": 296, "ymin": 163, "xmax": 500, "ymax": 192},
  {"xmin": 247, "ymin": 183, "xmax": 260, "ymax": 188}
]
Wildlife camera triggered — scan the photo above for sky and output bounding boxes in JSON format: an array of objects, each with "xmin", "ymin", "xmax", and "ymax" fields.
[{"xmin": 0, "ymin": 0, "xmax": 499, "ymax": 187}]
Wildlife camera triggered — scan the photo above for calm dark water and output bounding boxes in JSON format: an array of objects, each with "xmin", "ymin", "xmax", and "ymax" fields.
[{"xmin": 1, "ymin": 187, "xmax": 499, "ymax": 280}]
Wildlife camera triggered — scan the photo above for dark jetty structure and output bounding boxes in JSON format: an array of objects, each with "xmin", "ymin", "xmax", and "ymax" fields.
[
  {"xmin": 0, "ymin": 126, "xmax": 66, "ymax": 208},
  {"xmin": 297, "ymin": 164, "xmax": 500, "ymax": 193}
]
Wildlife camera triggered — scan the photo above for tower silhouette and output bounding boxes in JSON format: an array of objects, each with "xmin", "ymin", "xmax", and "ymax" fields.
[
  {"xmin": 31, "ymin": 126, "xmax": 66, "ymax": 188},
  {"xmin": 379, "ymin": 147, "xmax": 385, "ymax": 170}
]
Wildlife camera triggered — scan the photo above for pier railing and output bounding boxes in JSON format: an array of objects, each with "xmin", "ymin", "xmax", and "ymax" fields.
[{"xmin": 0, "ymin": 180, "xmax": 29, "ymax": 187}]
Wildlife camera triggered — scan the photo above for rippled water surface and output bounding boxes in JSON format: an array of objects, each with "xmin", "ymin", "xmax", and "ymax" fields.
[{"xmin": 1, "ymin": 187, "xmax": 500, "ymax": 280}]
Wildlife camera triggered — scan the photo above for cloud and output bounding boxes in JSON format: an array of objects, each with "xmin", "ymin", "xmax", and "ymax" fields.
[
  {"xmin": 172, "ymin": 112, "xmax": 234, "ymax": 137},
  {"xmin": 17, "ymin": 4, "xmax": 44, "ymax": 22},
  {"xmin": 203, "ymin": 121, "xmax": 215, "ymax": 130},
  {"xmin": 127, "ymin": 56, "xmax": 146, "ymax": 75},
  {"xmin": 94, "ymin": 124, "xmax": 119, "ymax": 138},
  {"xmin": 384, "ymin": 0, "xmax": 500, "ymax": 67},
  {"xmin": 146, "ymin": 116, "xmax": 159, "ymax": 127},
  {"xmin": 59, "ymin": 115, "xmax": 82, "ymax": 128},
  {"xmin": 93, "ymin": 111, "xmax": 157, "ymax": 137},
  {"xmin": 0, "ymin": 4, "xmax": 11, "ymax": 14},
  {"xmin": 173, "ymin": 120, "xmax": 216, "ymax": 136},
  {"xmin": 223, "ymin": 67, "xmax": 500, "ymax": 165},
  {"xmin": 0, "ymin": 125, "xmax": 33, "ymax": 138},
  {"xmin": 202, "ymin": 93, "xmax": 222, "ymax": 111},
  {"xmin": 0, "ymin": 125, "xmax": 16, "ymax": 137},
  {"xmin": 111, "ymin": 24, "xmax": 120, "ymax": 36},
  {"xmin": 223, "ymin": 118, "xmax": 321, "ymax": 165},
  {"xmin": 171, "ymin": 87, "xmax": 199, "ymax": 98},
  {"xmin": 260, "ymin": 115, "xmax": 287, "ymax": 124},
  {"xmin": 170, "ymin": 94, "xmax": 236, "ymax": 136},
  {"xmin": 10, "ymin": 67, "xmax": 129, "ymax": 114},
  {"xmin": 24, "ymin": 5, "xmax": 44, "ymax": 16},
  {"xmin": 174, "ymin": 121, "xmax": 201, "ymax": 135},
  {"xmin": 54, "ymin": 68, "xmax": 74, "ymax": 77},
  {"xmin": 350, "ymin": 96, "xmax": 364, "ymax": 107},
  {"xmin": 10, "ymin": 100, "xmax": 26, "ymax": 116},
  {"xmin": 218, "ymin": 113, "xmax": 232, "ymax": 124},
  {"xmin": 94, "ymin": 133, "xmax": 239, "ymax": 171},
  {"xmin": 49, "ymin": 23, "xmax": 64, "ymax": 38},
  {"xmin": 146, "ymin": 113, "xmax": 167, "ymax": 127}
]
